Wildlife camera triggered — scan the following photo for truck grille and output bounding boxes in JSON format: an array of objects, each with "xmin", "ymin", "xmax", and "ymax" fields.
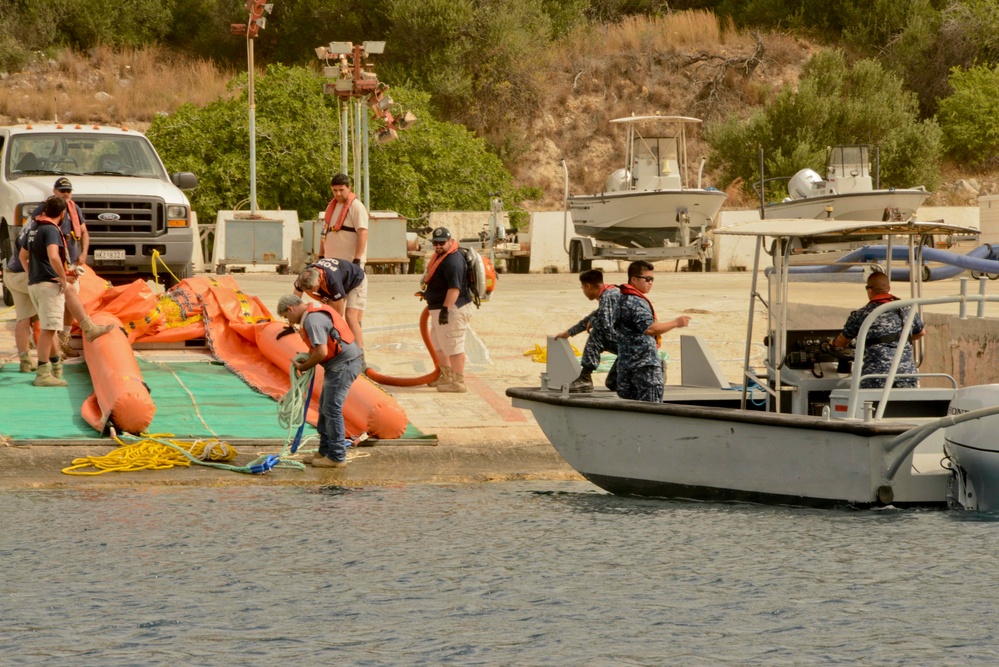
[{"xmin": 75, "ymin": 197, "xmax": 165, "ymax": 236}]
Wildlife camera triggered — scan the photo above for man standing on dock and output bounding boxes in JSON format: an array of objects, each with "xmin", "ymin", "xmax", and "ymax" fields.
[
  {"xmin": 294, "ymin": 257, "xmax": 368, "ymax": 350},
  {"xmin": 418, "ymin": 227, "xmax": 473, "ymax": 393},
  {"xmin": 555, "ymin": 269, "xmax": 620, "ymax": 393},
  {"xmin": 278, "ymin": 294, "xmax": 364, "ymax": 468},
  {"xmin": 321, "ymin": 174, "xmax": 368, "ymax": 269},
  {"xmin": 614, "ymin": 260, "xmax": 690, "ymax": 403}
]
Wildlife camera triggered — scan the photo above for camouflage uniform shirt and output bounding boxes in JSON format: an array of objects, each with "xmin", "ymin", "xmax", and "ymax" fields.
[
  {"xmin": 842, "ymin": 299, "xmax": 924, "ymax": 388},
  {"xmin": 567, "ymin": 287, "xmax": 621, "ymax": 370}
]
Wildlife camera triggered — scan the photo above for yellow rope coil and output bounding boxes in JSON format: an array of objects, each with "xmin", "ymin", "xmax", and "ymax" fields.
[
  {"xmin": 62, "ymin": 433, "xmax": 237, "ymax": 476},
  {"xmin": 523, "ymin": 342, "xmax": 581, "ymax": 363}
]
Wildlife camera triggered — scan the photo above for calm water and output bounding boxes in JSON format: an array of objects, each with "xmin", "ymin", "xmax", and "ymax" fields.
[{"xmin": 2, "ymin": 481, "xmax": 998, "ymax": 666}]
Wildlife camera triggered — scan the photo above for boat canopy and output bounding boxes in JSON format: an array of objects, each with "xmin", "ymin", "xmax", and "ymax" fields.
[
  {"xmin": 609, "ymin": 116, "xmax": 702, "ymax": 125},
  {"xmin": 713, "ymin": 219, "xmax": 979, "ymax": 240}
]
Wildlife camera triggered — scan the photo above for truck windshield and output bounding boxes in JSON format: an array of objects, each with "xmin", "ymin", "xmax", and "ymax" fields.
[{"xmin": 7, "ymin": 133, "xmax": 168, "ymax": 180}]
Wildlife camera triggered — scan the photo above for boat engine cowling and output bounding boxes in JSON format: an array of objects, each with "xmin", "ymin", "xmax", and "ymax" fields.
[
  {"xmin": 944, "ymin": 385, "xmax": 999, "ymax": 510},
  {"xmin": 788, "ymin": 168, "xmax": 829, "ymax": 200},
  {"xmin": 604, "ymin": 168, "xmax": 630, "ymax": 193}
]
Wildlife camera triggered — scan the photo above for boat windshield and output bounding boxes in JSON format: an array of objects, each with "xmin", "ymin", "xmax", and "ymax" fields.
[
  {"xmin": 827, "ymin": 145, "xmax": 869, "ymax": 177},
  {"xmin": 7, "ymin": 133, "xmax": 168, "ymax": 180}
]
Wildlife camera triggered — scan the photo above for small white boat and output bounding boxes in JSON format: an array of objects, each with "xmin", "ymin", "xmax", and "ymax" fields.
[
  {"xmin": 759, "ymin": 145, "xmax": 930, "ymax": 222},
  {"xmin": 567, "ymin": 116, "xmax": 727, "ymax": 248},
  {"xmin": 509, "ymin": 219, "xmax": 999, "ymax": 509}
]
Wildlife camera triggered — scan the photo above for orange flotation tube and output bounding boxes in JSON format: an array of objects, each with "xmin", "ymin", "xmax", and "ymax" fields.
[
  {"xmin": 364, "ymin": 307, "xmax": 441, "ymax": 387},
  {"xmin": 80, "ymin": 313, "xmax": 156, "ymax": 435},
  {"xmin": 256, "ymin": 321, "xmax": 408, "ymax": 439}
]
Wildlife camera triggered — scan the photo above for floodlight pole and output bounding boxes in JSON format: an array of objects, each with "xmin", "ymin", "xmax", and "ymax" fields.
[{"xmin": 247, "ymin": 37, "xmax": 258, "ymax": 214}]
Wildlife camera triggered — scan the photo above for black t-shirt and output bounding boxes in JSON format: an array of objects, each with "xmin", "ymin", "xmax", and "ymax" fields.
[
  {"xmin": 424, "ymin": 251, "xmax": 471, "ymax": 310},
  {"xmin": 27, "ymin": 223, "xmax": 65, "ymax": 285}
]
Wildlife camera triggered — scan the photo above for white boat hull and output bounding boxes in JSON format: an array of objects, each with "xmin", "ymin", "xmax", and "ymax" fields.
[
  {"xmin": 569, "ymin": 189, "xmax": 727, "ymax": 247},
  {"xmin": 764, "ymin": 190, "xmax": 930, "ymax": 221},
  {"xmin": 508, "ymin": 388, "xmax": 948, "ymax": 508}
]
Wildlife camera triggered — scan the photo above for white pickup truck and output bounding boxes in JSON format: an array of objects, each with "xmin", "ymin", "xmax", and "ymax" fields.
[{"xmin": 0, "ymin": 123, "xmax": 198, "ymax": 298}]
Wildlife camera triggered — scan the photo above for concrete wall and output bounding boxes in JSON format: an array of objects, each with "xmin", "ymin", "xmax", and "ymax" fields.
[{"xmin": 428, "ymin": 211, "xmax": 509, "ymax": 244}]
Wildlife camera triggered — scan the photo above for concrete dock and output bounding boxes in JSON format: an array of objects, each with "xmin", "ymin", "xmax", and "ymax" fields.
[{"xmin": 2, "ymin": 268, "xmax": 997, "ymax": 489}]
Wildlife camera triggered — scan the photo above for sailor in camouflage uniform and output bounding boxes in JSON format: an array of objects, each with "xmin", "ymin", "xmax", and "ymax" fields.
[
  {"xmin": 831, "ymin": 271, "xmax": 925, "ymax": 388},
  {"xmin": 613, "ymin": 261, "xmax": 690, "ymax": 403},
  {"xmin": 555, "ymin": 269, "xmax": 621, "ymax": 392}
]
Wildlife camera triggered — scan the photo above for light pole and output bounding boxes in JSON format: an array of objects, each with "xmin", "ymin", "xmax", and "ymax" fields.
[{"xmin": 231, "ymin": 1, "xmax": 274, "ymax": 216}]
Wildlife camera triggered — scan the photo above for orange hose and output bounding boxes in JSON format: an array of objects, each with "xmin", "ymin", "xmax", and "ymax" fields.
[{"xmin": 364, "ymin": 307, "xmax": 441, "ymax": 387}]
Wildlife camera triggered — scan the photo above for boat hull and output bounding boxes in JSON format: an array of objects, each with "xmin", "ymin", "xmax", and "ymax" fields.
[
  {"xmin": 764, "ymin": 190, "xmax": 930, "ymax": 221},
  {"xmin": 569, "ymin": 189, "xmax": 727, "ymax": 247},
  {"xmin": 508, "ymin": 387, "xmax": 947, "ymax": 508}
]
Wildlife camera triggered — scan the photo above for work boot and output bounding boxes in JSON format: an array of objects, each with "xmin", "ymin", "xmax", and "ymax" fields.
[
  {"xmin": 428, "ymin": 366, "xmax": 452, "ymax": 388},
  {"xmin": 437, "ymin": 372, "xmax": 467, "ymax": 393},
  {"xmin": 19, "ymin": 352, "xmax": 37, "ymax": 373},
  {"xmin": 58, "ymin": 332, "xmax": 80, "ymax": 358},
  {"xmin": 311, "ymin": 455, "xmax": 348, "ymax": 469},
  {"xmin": 81, "ymin": 317, "xmax": 115, "ymax": 342},
  {"xmin": 568, "ymin": 368, "xmax": 594, "ymax": 393},
  {"xmin": 33, "ymin": 363, "xmax": 67, "ymax": 387},
  {"xmin": 52, "ymin": 358, "xmax": 64, "ymax": 380}
]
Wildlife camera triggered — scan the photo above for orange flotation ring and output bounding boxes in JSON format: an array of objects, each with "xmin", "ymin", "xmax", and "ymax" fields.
[{"xmin": 80, "ymin": 313, "xmax": 156, "ymax": 435}]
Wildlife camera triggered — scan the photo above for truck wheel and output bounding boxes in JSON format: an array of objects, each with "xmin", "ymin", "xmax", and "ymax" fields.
[{"xmin": 569, "ymin": 240, "xmax": 581, "ymax": 273}]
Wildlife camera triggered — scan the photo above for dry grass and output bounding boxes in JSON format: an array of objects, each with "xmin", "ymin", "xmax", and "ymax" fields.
[{"xmin": 0, "ymin": 45, "xmax": 233, "ymax": 126}]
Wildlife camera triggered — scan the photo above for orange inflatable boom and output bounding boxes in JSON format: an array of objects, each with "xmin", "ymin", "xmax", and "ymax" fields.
[{"xmin": 81, "ymin": 313, "xmax": 156, "ymax": 435}]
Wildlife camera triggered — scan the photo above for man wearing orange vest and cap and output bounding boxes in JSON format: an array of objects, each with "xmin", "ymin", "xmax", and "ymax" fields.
[
  {"xmin": 32, "ymin": 177, "xmax": 90, "ymax": 359},
  {"xmin": 278, "ymin": 293, "xmax": 364, "ymax": 468},
  {"xmin": 321, "ymin": 173, "xmax": 368, "ymax": 268}
]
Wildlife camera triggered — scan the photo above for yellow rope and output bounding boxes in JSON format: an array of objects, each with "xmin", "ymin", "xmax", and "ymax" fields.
[
  {"xmin": 150, "ymin": 249, "xmax": 180, "ymax": 285},
  {"xmin": 523, "ymin": 342, "xmax": 581, "ymax": 363},
  {"xmin": 62, "ymin": 432, "xmax": 237, "ymax": 475}
]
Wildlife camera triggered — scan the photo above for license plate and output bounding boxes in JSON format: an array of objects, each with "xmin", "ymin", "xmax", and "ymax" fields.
[{"xmin": 94, "ymin": 249, "xmax": 126, "ymax": 261}]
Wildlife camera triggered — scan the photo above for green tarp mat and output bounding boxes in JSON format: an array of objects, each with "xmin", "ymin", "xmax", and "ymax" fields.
[{"xmin": 0, "ymin": 360, "xmax": 428, "ymax": 441}]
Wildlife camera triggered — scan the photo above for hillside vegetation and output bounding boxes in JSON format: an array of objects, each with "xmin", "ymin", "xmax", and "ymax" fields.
[{"xmin": 1, "ymin": 3, "xmax": 998, "ymax": 219}]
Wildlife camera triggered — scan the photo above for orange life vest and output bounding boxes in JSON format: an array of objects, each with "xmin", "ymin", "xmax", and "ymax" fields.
[
  {"xmin": 300, "ymin": 303, "xmax": 355, "ymax": 363},
  {"xmin": 65, "ymin": 202, "xmax": 83, "ymax": 240},
  {"xmin": 619, "ymin": 283, "xmax": 662, "ymax": 348},
  {"xmin": 323, "ymin": 192, "xmax": 357, "ymax": 235},
  {"xmin": 419, "ymin": 238, "xmax": 459, "ymax": 293}
]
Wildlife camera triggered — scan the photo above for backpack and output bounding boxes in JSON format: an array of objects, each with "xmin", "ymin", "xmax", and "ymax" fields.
[{"xmin": 457, "ymin": 245, "xmax": 488, "ymax": 308}]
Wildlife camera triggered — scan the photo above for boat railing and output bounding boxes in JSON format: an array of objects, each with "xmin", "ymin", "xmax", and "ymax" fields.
[{"xmin": 846, "ymin": 277, "xmax": 999, "ymax": 420}]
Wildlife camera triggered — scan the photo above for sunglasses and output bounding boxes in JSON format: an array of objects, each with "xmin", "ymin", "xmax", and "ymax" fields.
[
  {"xmin": 636, "ymin": 275, "xmax": 654, "ymax": 283},
  {"xmin": 432, "ymin": 241, "xmax": 447, "ymax": 246}
]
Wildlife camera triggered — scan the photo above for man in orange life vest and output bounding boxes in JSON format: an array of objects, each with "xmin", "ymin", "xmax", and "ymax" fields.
[
  {"xmin": 321, "ymin": 173, "xmax": 368, "ymax": 268},
  {"xmin": 614, "ymin": 260, "xmax": 690, "ymax": 403},
  {"xmin": 19, "ymin": 196, "xmax": 114, "ymax": 386},
  {"xmin": 294, "ymin": 257, "xmax": 368, "ymax": 350},
  {"xmin": 277, "ymin": 294, "xmax": 364, "ymax": 468},
  {"xmin": 417, "ymin": 227, "xmax": 474, "ymax": 393},
  {"xmin": 32, "ymin": 177, "xmax": 91, "ymax": 359}
]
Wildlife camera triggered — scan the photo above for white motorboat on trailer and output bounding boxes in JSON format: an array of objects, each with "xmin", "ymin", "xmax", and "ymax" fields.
[
  {"xmin": 757, "ymin": 145, "xmax": 930, "ymax": 222},
  {"xmin": 565, "ymin": 116, "xmax": 726, "ymax": 266},
  {"xmin": 508, "ymin": 218, "xmax": 999, "ymax": 509}
]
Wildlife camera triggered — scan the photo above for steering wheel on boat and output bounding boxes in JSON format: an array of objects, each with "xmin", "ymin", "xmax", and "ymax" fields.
[{"xmin": 820, "ymin": 340, "xmax": 854, "ymax": 360}]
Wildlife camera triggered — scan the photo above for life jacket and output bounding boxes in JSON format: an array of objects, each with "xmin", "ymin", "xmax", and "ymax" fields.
[
  {"xmin": 65, "ymin": 201, "xmax": 83, "ymax": 241},
  {"xmin": 34, "ymin": 214, "xmax": 69, "ymax": 269},
  {"xmin": 618, "ymin": 283, "xmax": 662, "ymax": 348},
  {"xmin": 419, "ymin": 238, "xmax": 459, "ymax": 294},
  {"xmin": 300, "ymin": 303, "xmax": 355, "ymax": 363},
  {"xmin": 323, "ymin": 192, "xmax": 357, "ymax": 235}
]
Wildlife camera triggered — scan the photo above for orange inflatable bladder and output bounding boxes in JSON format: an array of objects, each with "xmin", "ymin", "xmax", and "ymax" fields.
[
  {"xmin": 80, "ymin": 313, "xmax": 155, "ymax": 435},
  {"xmin": 256, "ymin": 321, "xmax": 408, "ymax": 440}
]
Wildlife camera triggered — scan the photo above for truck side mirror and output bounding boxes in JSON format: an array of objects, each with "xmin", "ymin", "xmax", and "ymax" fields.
[{"xmin": 171, "ymin": 172, "xmax": 199, "ymax": 191}]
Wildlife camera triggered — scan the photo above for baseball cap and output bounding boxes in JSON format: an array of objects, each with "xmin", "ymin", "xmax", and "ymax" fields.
[
  {"xmin": 54, "ymin": 177, "xmax": 72, "ymax": 192},
  {"xmin": 431, "ymin": 227, "xmax": 451, "ymax": 243}
]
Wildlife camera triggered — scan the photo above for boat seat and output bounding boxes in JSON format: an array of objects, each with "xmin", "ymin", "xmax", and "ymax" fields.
[{"xmin": 16, "ymin": 152, "xmax": 39, "ymax": 171}]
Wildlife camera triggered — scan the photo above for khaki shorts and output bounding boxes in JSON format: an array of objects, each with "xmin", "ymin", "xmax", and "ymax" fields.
[
  {"xmin": 28, "ymin": 281, "xmax": 66, "ymax": 331},
  {"xmin": 345, "ymin": 275, "xmax": 367, "ymax": 312},
  {"xmin": 3, "ymin": 268, "xmax": 35, "ymax": 320},
  {"xmin": 429, "ymin": 302, "xmax": 474, "ymax": 356}
]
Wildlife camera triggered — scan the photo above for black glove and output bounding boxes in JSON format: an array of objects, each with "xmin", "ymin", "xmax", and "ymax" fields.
[
  {"xmin": 276, "ymin": 325, "xmax": 297, "ymax": 340},
  {"xmin": 438, "ymin": 307, "xmax": 449, "ymax": 325},
  {"xmin": 352, "ymin": 258, "xmax": 361, "ymax": 266}
]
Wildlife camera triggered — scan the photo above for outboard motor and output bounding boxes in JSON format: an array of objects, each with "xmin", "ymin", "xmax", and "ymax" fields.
[{"xmin": 944, "ymin": 385, "xmax": 999, "ymax": 510}]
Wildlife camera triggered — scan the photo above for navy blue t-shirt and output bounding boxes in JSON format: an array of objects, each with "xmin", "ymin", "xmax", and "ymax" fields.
[
  {"xmin": 32, "ymin": 200, "xmax": 84, "ymax": 264},
  {"xmin": 27, "ymin": 223, "xmax": 65, "ymax": 285},
  {"xmin": 309, "ymin": 257, "xmax": 365, "ymax": 302},
  {"xmin": 4, "ymin": 221, "xmax": 34, "ymax": 272},
  {"xmin": 424, "ymin": 251, "xmax": 471, "ymax": 310}
]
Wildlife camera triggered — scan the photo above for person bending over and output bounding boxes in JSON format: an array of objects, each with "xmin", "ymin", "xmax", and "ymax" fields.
[{"xmin": 554, "ymin": 269, "xmax": 621, "ymax": 393}]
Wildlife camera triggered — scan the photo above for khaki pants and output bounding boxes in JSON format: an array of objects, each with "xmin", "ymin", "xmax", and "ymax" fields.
[{"xmin": 429, "ymin": 302, "xmax": 474, "ymax": 356}]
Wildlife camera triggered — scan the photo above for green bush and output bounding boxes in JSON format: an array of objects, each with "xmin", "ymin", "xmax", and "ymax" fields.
[
  {"xmin": 147, "ymin": 64, "xmax": 515, "ymax": 224},
  {"xmin": 706, "ymin": 49, "xmax": 942, "ymax": 196},
  {"xmin": 938, "ymin": 64, "xmax": 999, "ymax": 167}
]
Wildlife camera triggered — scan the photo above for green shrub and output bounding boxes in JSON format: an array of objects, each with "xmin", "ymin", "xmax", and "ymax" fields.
[
  {"xmin": 706, "ymin": 49, "xmax": 942, "ymax": 196},
  {"xmin": 148, "ymin": 65, "xmax": 515, "ymax": 224},
  {"xmin": 938, "ymin": 64, "xmax": 999, "ymax": 167}
]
